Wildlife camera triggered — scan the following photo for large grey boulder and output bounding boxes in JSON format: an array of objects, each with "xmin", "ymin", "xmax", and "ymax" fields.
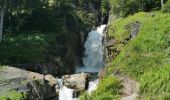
[
  {"xmin": 62, "ymin": 73, "xmax": 90, "ymax": 91},
  {"xmin": 0, "ymin": 66, "xmax": 58, "ymax": 100}
]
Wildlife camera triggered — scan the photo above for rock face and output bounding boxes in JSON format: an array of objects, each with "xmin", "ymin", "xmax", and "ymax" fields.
[
  {"xmin": 0, "ymin": 66, "xmax": 58, "ymax": 100},
  {"xmin": 62, "ymin": 73, "xmax": 90, "ymax": 91},
  {"xmin": 124, "ymin": 21, "xmax": 140, "ymax": 39},
  {"xmin": 45, "ymin": 74, "xmax": 57, "ymax": 86}
]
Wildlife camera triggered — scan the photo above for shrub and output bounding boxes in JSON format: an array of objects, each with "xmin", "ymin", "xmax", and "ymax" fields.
[{"xmin": 163, "ymin": 0, "xmax": 170, "ymax": 13}]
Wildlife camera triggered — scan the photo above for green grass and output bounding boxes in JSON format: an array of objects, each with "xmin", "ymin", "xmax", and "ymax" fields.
[
  {"xmin": 0, "ymin": 91, "xmax": 25, "ymax": 100},
  {"xmin": 80, "ymin": 76, "xmax": 121, "ymax": 100},
  {"xmin": 0, "ymin": 32, "xmax": 58, "ymax": 64},
  {"xmin": 88, "ymin": 12, "xmax": 170, "ymax": 99}
]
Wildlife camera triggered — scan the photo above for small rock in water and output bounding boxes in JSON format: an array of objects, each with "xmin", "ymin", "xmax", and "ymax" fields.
[
  {"xmin": 62, "ymin": 73, "xmax": 90, "ymax": 91},
  {"xmin": 45, "ymin": 74, "xmax": 57, "ymax": 86}
]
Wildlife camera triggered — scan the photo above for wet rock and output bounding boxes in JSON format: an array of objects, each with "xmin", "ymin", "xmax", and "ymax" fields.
[
  {"xmin": 55, "ymin": 85, "xmax": 60, "ymax": 95},
  {"xmin": 62, "ymin": 73, "xmax": 90, "ymax": 91}
]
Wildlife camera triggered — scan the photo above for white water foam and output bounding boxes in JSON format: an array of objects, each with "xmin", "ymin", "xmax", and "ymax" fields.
[
  {"xmin": 76, "ymin": 25, "xmax": 106, "ymax": 73},
  {"xmin": 59, "ymin": 86, "xmax": 76, "ymax": 100},
  {"xmin": 88, "ymin": 79, "xmax": 99, "ymax": 93},
  {"xmin": 58, "ymin": 79, "xmax": 77, "ymax": 100}
]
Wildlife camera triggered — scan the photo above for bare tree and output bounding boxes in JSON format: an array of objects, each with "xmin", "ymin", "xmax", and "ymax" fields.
[{"xmin": 0, "ymin": 0, "xmax": 7, "ymax": 42}]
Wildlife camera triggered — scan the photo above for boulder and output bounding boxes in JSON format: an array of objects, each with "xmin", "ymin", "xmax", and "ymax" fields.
[
  {"xmin": 45, "ymin": 74, "xmax": 57, "ymax": 86},
  {"xmin": 62, "ymin": 73, "xmax": 90, "ymax": 91},
  {"xmin": 0, "ymin": 66, "xmax": 58, "ymax": 99}
]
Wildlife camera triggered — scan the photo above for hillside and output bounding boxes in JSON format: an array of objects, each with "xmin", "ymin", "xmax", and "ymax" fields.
[{"xmin": 81, "ymin": 12, "xmax": 170, "ymax": 100}]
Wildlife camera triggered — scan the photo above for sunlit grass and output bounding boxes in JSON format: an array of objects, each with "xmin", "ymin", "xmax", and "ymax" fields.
[
  {"xmin": 104, "ymin": 12, "xmax": 170, "ymax": 99},
  {"xmin": 0, "ymin": 91, "xmax": 25, "ymax": 100}
]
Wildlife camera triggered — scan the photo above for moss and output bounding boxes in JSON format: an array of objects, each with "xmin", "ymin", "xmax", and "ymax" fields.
[{"xmin": 0, "ymin": 91, "xmax": 25, "ymax": 100}]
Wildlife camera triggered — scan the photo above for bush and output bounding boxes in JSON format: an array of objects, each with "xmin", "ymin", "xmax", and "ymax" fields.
[
  {"xmin": 0, "ymin": 33, "xmax": 55, "ymax": 64},
  {"xmin": 108, "ymin": 0, "xmax": 162, "ymax": 17},
  {"xmin": 163, "ymin": 0, "xmax": 170, "ymax": 13}
]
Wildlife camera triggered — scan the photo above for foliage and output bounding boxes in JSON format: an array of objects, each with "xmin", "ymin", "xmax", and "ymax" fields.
[
  {"xmin": 105, "ymin": 12, "xmax": 170, "ymax": 99},
  {"xmin": 0, "ymin": 0, "xmax": 96, "ymax": 65},
  {"xmin": 108, "ymin": 0, "xmax": 162, "ymax": 17},
  {"xmin": 80, "ymin": 76, "xmax": 121, "ymax": 100},
  {"xmin": 3, "ymin": 0, "xmax": 99, "ymax": 34},
  {"xmin": 0, "ymin": 91, "xmax": 25, "ymax": 100},
  {"xmin": 0, "ymin": 33, "xmax": 55, "ymax": 64},
  {"xmin": 101, "ymin": 0, "xmax": 110, "ymax": 14},
  {"xmin": 163, "ymin": 0, "xmax": 170, "ymax": 13}
]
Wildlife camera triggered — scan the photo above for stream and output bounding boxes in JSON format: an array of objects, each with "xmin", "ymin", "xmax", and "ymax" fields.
[{"xmin": 58, "ymin": 25, "xmax": 106, "ymax": 100}]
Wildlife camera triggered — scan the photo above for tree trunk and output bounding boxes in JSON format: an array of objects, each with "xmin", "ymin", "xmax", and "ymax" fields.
[
  {"xmin": 0, "ymin": 8, "xmax": 4, "ymax": 42},
  {"xmin": 161, "ymin": 0, "xmax": 164, "ymax": 9},
  {"xmin": 0, "ymin": 0, "xmax": 6, "ymax": 42}
]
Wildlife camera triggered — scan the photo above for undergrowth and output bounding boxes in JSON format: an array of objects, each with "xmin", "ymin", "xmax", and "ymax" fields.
[{"xmin": 0, "ymin": 33, "xmax": 57, "ymax": 64}]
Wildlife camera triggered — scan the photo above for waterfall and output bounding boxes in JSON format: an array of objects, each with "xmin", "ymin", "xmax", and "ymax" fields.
[
  {"xmin": 87, "ymin": 79, "xmax": 99, "ymax": 93},
  {"xmin": 76, "ymin": 25, "xmax": 106, "ymax": 73},
  {"xmin": 58, "ymin": 79, "xmax": 77, "ymax": 100},
  {"xmin": 59, "ymin": 25, "xmax": 106, "ymax": 100},
  {"xmin": 59, "ymin": 86, "xmax": 76, "ymax": 100}
]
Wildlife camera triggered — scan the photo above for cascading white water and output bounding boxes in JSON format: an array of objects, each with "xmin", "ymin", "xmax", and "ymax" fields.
[
  {"xmin": 59, "ymin": 25, "xmax": 106, "ymax": 100},
  {"xmin": 87, "ymin": 79, "xmax": 99, "ymax": 93},
  {"xmin": 76, "ymin": 25, "xmax": 106, "ymax": 73},
  {"xmin": 58, "ymin": 79, "xmax": 77, "ymax": 100},
  {"xmin": 59, "ymin": 86, "xmax": 76, "ymax": 100}
]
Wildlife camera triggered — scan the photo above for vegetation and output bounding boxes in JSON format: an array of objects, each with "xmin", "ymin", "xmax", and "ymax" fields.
[
  {"xmin": 0, "ymin": 91, "xmax": 25, "ymax": 100},
  {"xmin": 163, "ymin": 0, "xmax": 170, "ymax": 13},
  {"xmin": 0, "ymin": 33, "xmax": 50, "ymax": 64},
  {"xmin": 0, "ymin": 0, "xmax": 170, "ymax": 99},
  {"xmin": 0, "ymin": 0, "xmax": 100, "ymax": 66},
  {"xmin": 100, "ymin": 0, "xmax": 167, "ymax": 17},
  {"xmin": 80, "ymin": 76, "xmax": 121, "ymax": 100},
  {"xmin": 96, "ymin": 12, "xmax": 170, "ymax": 99}
]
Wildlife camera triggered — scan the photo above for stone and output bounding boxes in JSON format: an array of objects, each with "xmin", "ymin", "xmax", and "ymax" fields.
[
  {"xmin": 0, "ymin": 66, "xmax": 58, "ymax": 99},
  {"xmin": 63, "ymin": 73, "xmax": 90, "ymax": 91},
  {"xmin": 55, "ymin": 85, "xmax": 60, "ymax": 95},
  {"xmin": 45, "ymin": 74, "xmax": 57, "ymax": 86}
]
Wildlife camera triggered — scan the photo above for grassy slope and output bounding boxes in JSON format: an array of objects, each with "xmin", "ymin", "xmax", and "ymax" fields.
[
  {"xmin": 83, "ymin": 12, "xmax": 170, "ymax": 100},
  {"xmin": 107, "ymin": 12, "xmax": 170, "ymax": 99}
]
